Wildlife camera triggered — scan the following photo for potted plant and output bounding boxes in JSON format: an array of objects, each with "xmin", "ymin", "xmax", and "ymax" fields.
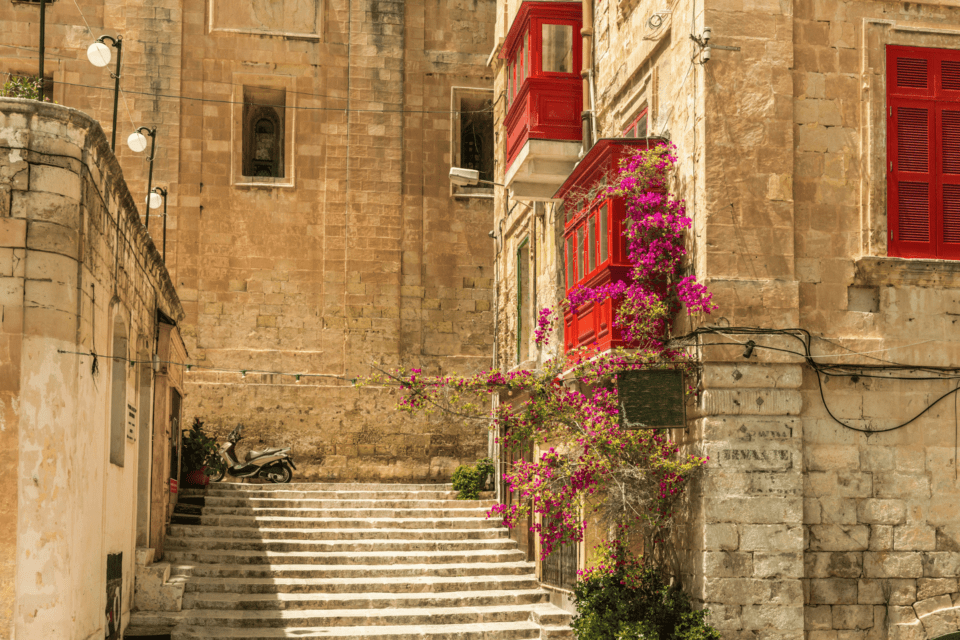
[{"xmin": 181, "ymin": 418, "xmax": 220, "ymax": 486}]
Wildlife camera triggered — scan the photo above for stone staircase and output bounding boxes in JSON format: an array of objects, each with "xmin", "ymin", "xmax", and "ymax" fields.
[{"xmin": 128, "ymin": 482, "xmax": 574, "ymax": 639}]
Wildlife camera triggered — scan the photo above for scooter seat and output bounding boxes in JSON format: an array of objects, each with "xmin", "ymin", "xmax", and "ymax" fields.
[{"xmin": 245, "ymin": 448, "xmax": 284, "ymax": 461}]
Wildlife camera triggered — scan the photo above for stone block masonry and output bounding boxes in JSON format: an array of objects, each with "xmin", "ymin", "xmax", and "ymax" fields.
[
  {"xmin": 0, "ymin": 99, "xmax": 185, "ymax": 640},
  {"xmin": 0, "ymin": 0, "xmax": 497, "ymax": 483},
  {"xmin": 490, "ymin": 0, "xmax": 960, "ymax": 633}
]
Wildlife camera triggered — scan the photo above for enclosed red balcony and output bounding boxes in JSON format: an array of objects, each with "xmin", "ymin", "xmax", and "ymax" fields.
[
  {"xmin": 501, "ymin": 1, "xmax": 583, "ymax": 201},
  {"xmin": 556, "ymin": 139, "xmax": 656, "ymax": 355}
]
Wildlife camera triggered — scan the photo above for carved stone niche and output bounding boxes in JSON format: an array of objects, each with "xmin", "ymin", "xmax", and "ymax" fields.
[{"xmin": 242, "ymin": 86, "xmax": 285, "ymax": 179}]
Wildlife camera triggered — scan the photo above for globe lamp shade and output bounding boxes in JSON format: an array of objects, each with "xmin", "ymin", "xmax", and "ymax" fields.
[
  {"xmin": 127, "ymin": 132, "xmax": 148, "ymax": 153},
  {"xmin": 148, "ymin": 192, "xmax": 163, "ymax": 210},
  {"xmin": 87, "ymin": 42, "xmax": 112, "ymax": 67}
]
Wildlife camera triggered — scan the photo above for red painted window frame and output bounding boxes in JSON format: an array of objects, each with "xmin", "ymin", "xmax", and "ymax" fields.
[
  {"xmin": 556, "ymin": 139, "xmax": 654, "ymax": 355},
  {"xmin": 622, "ymin": 109, "xmax": 648, "ymax": 139},
  {"xmin": 887, "ymin": 45, "xmax": 960, "ymax": 260},
  {"xmin": 564, "ymin": 198, "xmax": 629, "ymax": 290},
  {"xmin": 500, "ymin": 2, "xmax": 584, "ymax": 169}
]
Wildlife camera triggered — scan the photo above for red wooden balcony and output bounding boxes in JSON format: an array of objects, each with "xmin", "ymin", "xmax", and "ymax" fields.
[
  {"xmin": 556, "ymin": 138, "xmax": 657, "ymax": 356},
  {"xmin": 501, "ymin": 1, "xmax": 583, "ymax": 201}
]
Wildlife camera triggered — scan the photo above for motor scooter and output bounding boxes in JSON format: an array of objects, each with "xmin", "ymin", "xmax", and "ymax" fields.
[{"xmin": 209, "ymin": 424, "xmax": 296, "ymax": 483}]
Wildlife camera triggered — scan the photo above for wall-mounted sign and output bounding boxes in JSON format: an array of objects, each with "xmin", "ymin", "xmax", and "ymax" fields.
[
  {"xmin": 617, "ymin": 369, "xmax": 686, "ymax": 429},
  {"xmin": 169, "ymin": 478, "xmax": 178, "ymax": 494},
  {"xmin": 127, "ymin": 403, "xmax": 137, "ymax": 440}
]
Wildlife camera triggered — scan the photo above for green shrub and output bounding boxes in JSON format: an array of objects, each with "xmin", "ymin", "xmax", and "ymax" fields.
[
  {"xmin": 572, "ymin": 540, "xmax": 721, "ymax": 640},
  {"xmin": 181, "ymin": 417, "xmax": 220, "ymax": 474},
  {"xmin": 1, "ymin": 75, "xmax": 50, "ymax": 101},
  {"xmin": 452, "ymin": 457, "xmax": 494, "ymax": 500}
]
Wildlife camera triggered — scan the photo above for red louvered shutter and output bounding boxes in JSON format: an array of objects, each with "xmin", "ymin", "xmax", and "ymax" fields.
[
  {"xmin": 939, "ymin": 58, "xmax": 960, "ymax": 258},
  {"xmin": 887, "ymin": 45, "xmax": 960, "ymax": 259},
  {"xmin": 940, "ymin": 107, "xmax": 960, "ymax": 257},
  {"xmin": 888, "ymin": 101, "xmax": 936, "ymax": 257}
]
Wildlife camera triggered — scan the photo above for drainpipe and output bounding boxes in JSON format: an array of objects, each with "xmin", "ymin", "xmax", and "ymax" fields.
[{"xmin": 580, "ymin": 0, "xmax": 597, "ymax": 153}]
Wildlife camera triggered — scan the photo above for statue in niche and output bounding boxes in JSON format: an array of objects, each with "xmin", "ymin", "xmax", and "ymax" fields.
[{"xmin": 242, "ymin": 105, "xmax": 284, "ymax": 179}]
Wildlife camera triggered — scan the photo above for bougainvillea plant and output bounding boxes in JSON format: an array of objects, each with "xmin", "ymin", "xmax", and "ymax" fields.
[
  {"xmin": 366, "ymin": 143, "xmax": 715, "ymax": 579},
  {"xmin": 567, "ymin": 143, "xmax": 716, "ymax": 348}
]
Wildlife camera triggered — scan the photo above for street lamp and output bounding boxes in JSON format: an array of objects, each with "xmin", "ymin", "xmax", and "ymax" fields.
[
  {"xmin": 449, "ymin": 167, "xmax": 504, "ymax": 187},
  {"xmin": 87, "ymin": 35, "xmax": 123, "ymax": 151},
  {"xmin": 128, "ymin": 126, "xmax": 157, "ymax": 229},
  {"xmin": 151, "ymin": 187, "xmax": 168, "ymax": 261},
  {"xmin": 37, "ymin": 0, "xmax": 48, "ymax": 103}
]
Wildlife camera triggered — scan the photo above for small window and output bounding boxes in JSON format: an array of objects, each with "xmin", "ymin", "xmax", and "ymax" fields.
[
  {"xmin": 452, "ymin": 90, "xmax": 494, "ymax": 197},
  {"xmin": 542, "ymin": 23, "xmax": 573, "ymax": 73},
  {"xmin": 623, "ymin": 109, "xmax": 648, "ymax": 138},
  {"xmin": 517, "ymin": 238, "xmax": 531, "ymax": 363},
  {"xmin": 109, "ymin": 315, "xmax": 128, "ymax": 467},
  {"xmin": 524, "ymin": 32, "xmax": 530, "ymax": 84},
  {"xmin": 576, "ymin": 227, "xmax": 584, "ymax": 280},
  {"xmin": 599, "ymin": 203, "xmax": 609, "ymax": 263},
  {"xmin": 242, "ymin": 86, "xmax": 285, "ymax": 179},
  {"xmin": 587, "ymin": 215, "xmax": 596, "ymax": 272},
  {"xmin": 565, "ymin": 236, "xmax": 574, "ymax": 288}
]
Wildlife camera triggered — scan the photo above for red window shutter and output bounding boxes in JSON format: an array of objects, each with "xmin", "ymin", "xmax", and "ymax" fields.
[
  {"xmin": 942, "ymin": 59, "xmax": 960, "ymax": 92},
  {"xmin": 889, "ymin": 101, "xmax": 936, "ymax": 257},
  {"xmin": 897, "ymin": 57, "xmax": 928, "ymax": 89},
  {"xmin": 888, "ymin": 47, "xmax": 934, "ymax": 98},
  {"xmin": 888, "ymin": 46, "xmax": 960, "ymax": 259},
  {"xmin": 941, "ymin": 107, "xmax": 960, "ymax": 256}
]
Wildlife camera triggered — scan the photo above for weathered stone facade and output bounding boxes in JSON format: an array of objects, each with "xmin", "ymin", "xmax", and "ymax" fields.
[
  {"xmin": 491, "ymin": 0, "xmax": 960, "ymax": 637},
  {"xmin": 0, "ymin": 0, "xmax": 499, "ymax": 481},
  {"xmin": 0, "ymin": 99, "xmax": 185, "ymax": 640}
]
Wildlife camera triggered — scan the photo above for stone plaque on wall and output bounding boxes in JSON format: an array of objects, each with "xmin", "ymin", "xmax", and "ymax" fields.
[
  {"xmin": 210, "ymin": 0, "xmax": 321, "ymax": 40},
  {"xmin": 617, "ymin": 369, "xmax": 686, "ymax": 429}
]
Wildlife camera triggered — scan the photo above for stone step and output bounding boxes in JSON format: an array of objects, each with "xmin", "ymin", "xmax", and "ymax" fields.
[
  {"xmin": 197, "ymin": 497, "xmax": 493, "ymax": 509},
  {"xmin": 164, "ymin": 548, "xmax": 527, "ymax": 566},
  {"xmin": 185, "ymin": 515, "xmax": 503, "ymax": 530},
  {"xmin": 165, "ymin": 536, "xmax": 518, "ymax": 553},
  {"xmin": 143, "ymin": 620, "xmax": 543, "ymax": 639},
  {"xmin": 188, "ymin": 483, "xmax": 456, "ymax": 492},
  {"xmin": 168, "ymin": 524, "xmax": 508, "ymax": 541},
  {"xmin": 141, "ymin": 481, "xmax": 572, "ymax": 639},
  {"xmin": 168, "ymin": 561, "xmax": 537, "ymax": 580},
  {"xmin": 182, "ymin": 489, "xmax": 463, "ymax": 500},
  {"xmin": 129, "ymin": 603, "xmax": 569, "ymax": 628},
  {"xmin": 181, "ymin": 589, "xmax": 550, "ymax": 610},
  {"xmin": 196, "ymin": 506, "xmax": 492, "ymax": 518},
  {"xmin": 181, "ymin": 574, "xmax": 542, "ymax": 595}
]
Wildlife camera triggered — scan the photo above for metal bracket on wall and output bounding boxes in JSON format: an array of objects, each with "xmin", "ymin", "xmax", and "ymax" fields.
[{"xmin": 690, "ymin": 29, "xmax": 740, "ymax": 64}]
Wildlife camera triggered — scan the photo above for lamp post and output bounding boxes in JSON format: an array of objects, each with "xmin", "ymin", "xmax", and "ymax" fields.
[
  {"xmin": 87, "ymin": 35, "xmax": 123, "ymax": 151},
  {"xmin": 152, "ymin": 187, "xmax": 168, "ymax": 261},
  {"xmin": 128, "ymin": 127, "xmax": 157, "ymax": 229},
  {"xmin": 38, "ymin": 0, "xmax": 46, "ymax": 103}
]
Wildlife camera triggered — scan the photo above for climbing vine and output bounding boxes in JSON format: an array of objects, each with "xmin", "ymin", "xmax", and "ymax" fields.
[{"xmin": 367, "ymin": 143, "xmax": 715, "ymax": 579}]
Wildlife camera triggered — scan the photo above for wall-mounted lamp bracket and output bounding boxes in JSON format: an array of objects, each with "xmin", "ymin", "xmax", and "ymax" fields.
[{"xmin": 690, "ymin": 29, "xmax": 739, "ymax": 64}]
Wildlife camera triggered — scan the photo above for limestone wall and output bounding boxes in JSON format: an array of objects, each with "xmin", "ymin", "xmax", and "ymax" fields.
[
  {"xmin": 491, "ymin": 0, "xmax": 960, "ymax": 635},
  {"xmin": 0, "ymin": 99, "xmax": 184, "ymax": 640},
  {"xmin": 0, "ymin": 0, "xmax": 499, "ymax": 481}
]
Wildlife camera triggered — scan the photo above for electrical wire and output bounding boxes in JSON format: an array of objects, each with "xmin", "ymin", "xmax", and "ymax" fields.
[
  {"xmin": 681, "ymin": 325, "xmax": 960, "ymax": 434},
  {"xmin": 55, "ymin": 349, "xmax": 364, "ymax": 384},
  {"xmin": 0, "ymin": 52, "xmax": 495, "ymax": 115}
]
